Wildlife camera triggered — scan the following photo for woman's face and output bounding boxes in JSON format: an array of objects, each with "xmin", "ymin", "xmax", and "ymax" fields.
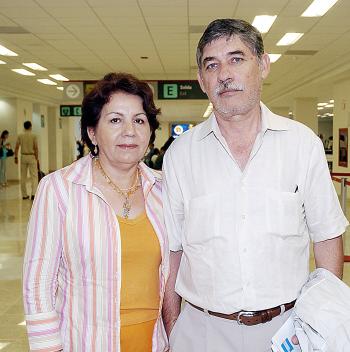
[{"xmin": 88, "ymin": 92, "xmax": 151, "ymax": 167}]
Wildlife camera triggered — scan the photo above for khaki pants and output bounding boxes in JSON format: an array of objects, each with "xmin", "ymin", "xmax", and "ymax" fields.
[
  {"xmin": 20, "ymin": 154, "xmax": 38, "ymax": 197},
  {"xmin": 170, "ymin": 302, "xmax": 292, "ymax": 352}
]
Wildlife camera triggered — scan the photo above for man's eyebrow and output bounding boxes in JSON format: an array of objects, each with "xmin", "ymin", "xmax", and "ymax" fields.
[
  {"xmin": 227, "ymin": 50, "xmax": 245, "ymax": 56},
  {"xmin": 202, "ymin": 50, "xmax": 246, "ymax": 65}
]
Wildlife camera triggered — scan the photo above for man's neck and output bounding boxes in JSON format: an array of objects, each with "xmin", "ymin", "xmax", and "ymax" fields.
[{"xmin": 215, "ymin": 104, "xmax": 262, "ymax": 140}]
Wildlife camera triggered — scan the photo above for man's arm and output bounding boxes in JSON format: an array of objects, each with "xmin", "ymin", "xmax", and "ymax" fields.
[
  {"xmin": 313, "ymin": 235, "xmax": 344, "ymax": 278},
  {"xmin": 14, "ymin": 138, "xmax": 20, "ymax": 164},
  {"xmin": 162, "ymin": 250, "xmax": 182, "ymax": 338}
]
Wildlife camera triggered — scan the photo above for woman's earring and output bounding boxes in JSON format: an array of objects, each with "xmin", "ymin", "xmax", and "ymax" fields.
[{"xmin": 94, "ymin": 144, "xmax": 98, "ymax": 155}]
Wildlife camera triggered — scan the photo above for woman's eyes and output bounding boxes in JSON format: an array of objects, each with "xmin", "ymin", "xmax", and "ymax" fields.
[
  {"xmin": 110, "ymin": 117, "xmax": 146, "ymax": 124},
  {"xmin": 134, "ymin": 118, "xmax": 146, "ymax": 124}
]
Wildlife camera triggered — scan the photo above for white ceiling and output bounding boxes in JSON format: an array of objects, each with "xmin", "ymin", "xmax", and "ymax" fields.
[{"xmin": 0, "ymin": 0, "xmax": 349, "ymax": 122}]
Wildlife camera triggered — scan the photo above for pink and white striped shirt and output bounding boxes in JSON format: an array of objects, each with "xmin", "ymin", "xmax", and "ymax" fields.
[{"xmin": 23, "ymin": 155, "xmax": 169, "ymax": 352}]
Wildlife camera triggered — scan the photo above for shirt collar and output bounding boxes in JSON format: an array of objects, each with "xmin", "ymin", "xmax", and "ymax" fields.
[{"xmin": 197, "ymin": 102, "xmax": 289, "ymax": 141}]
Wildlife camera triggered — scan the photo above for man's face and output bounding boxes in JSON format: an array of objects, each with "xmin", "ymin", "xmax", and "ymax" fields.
[{"xmin": 197, "ymin": 35, "xmax": 270, "ymax": 119}]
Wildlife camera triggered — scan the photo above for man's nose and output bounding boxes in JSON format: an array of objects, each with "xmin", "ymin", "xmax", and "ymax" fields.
[{"xmin": 217, "ymin": 63, "xmax": 233, "ymax": 83}]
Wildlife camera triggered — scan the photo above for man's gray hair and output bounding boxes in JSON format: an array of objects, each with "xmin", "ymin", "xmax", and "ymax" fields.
[{"xmin": 196, "ymin": 18, "xmax": 264, "ymax": 68}]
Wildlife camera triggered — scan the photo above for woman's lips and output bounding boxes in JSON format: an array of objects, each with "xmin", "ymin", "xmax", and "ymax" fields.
[{"xmin": 117, "ymin": 144, "xmax": 138, "ymax": 149}]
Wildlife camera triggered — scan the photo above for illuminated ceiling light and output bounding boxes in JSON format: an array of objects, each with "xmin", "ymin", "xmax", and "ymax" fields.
[
  {"xmin": 325, "ymin": 103, "xmax": 334, "ymax": 108},
  {"xmin": 301, "ymin": 0, "xmax": 338, "ymax": 17},
  {"xmin": 252, "ymin": 15, "xmax": 277, "ymax": 33},
  {"xmin": 203, "ymin": 102, "xmax": 213, "ymax": 118},
  {"xmin": 0, "ymin": 44, "xmax": 17, "ymax": 56},
  {"xmin": 11, "ymin": 68, "xmax": 35, "ymax": 76},
  {"xmin": 49, "ymin": 74, "xmax": 69, "ymax": 81},
  {"xmin": 268, "ymin": 54, "xmax": 281, "ymax": 63},
  {"xmin": 0, "ymin": 342, "xmax": 11, "ymax": 350},
  {"xmin": 317, "ymin": 102, "xmax": 328, "ymax": 106},
  {"xmin": 23, "ymin": 63, "xmax": 47, "ymax": 71},
  {"xmin": 276, "ymin": 33, "xmax": 304, "ymax": 46},
  {"xmin": 317, "ymin": 107, "xmax": 324, "ymax": 110},
  {"xmin": 18, "ymin": 321, "xmax": 26, "ymax": 326},
  {"xmin": 57, "ymin": 86, "xmax": 64, "ymax": 91},
  {"xmin": 37, "ymin": 79, "xmax": 57, "ymax": 85},
  {"xmin": 329, "ymin": 99, "xmax": 334, "ymax": 103},
  {"xmin": 0, "ymin": 60, "xmax": 6, "ymax": 64}
]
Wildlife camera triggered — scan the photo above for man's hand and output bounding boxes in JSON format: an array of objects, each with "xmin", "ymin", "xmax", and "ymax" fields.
[{"xmin": 14, "ymin": 156, "xmax": 18, "ymax": 164}]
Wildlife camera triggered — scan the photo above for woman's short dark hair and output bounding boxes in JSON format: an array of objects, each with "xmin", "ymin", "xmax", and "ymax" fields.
[
  {"xmin": 81, "ymin": 72, "xmax": 160, "ymax": 156},
  {"xmin": 196, "ymin": 18, "xmax": 264, "ymax": 68}
]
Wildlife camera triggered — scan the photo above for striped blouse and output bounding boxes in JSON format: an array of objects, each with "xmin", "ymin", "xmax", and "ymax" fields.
[{"xmin": 23, "ymin": 155, "xmax": 169, "ymax": 352}]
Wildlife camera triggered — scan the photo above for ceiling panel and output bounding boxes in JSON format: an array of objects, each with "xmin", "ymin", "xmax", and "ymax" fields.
[{"xmin": 0, "ymin": 0, "xmax": 348, "ymax": 119}]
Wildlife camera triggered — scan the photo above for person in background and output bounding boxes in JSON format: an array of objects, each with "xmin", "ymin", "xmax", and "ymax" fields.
[
  {"xmin": 14, "ymin": 121, "xmax": 38, "ymax": 200},
  {"xmin": 144, "ymin": 142, "xmax": 156, "ymax": 167},
  {"xmin": 0, "ymin": 130, "xmax": 10, "ymax": 187},
  {"xmin": 153, "ymin": 137, "xmax": 175, "ymax": 170},
  {"xmin": 162, "ymin": 18, "xmax": 348, "ymax": 352},
  {"xmin": 23, "ymin": 72, "xmax": 169, "ymax": 352},
  {"xmin": 153, "ymin": 147, "xmax": 165, "ymax": 170}
]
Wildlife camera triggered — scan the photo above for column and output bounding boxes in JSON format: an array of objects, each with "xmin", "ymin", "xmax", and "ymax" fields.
[{"xmin": 293, "ymin": 98, "xmax": 318, "ymax": 133}]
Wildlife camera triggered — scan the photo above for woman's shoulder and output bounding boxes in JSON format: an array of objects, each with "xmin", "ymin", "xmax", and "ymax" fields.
[{"xmin": 139, "ymin": 161, "xmax": 162, "ymax": 182}]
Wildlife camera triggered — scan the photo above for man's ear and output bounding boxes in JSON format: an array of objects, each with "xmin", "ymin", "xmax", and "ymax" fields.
[
  {"xmin": 197, "ymin": 70, "xmax": 207, "ymax": 94},
  {"xmin": 260, "ymin": 53, "xmax": 270, "ymax": 80},
  {"xmin": 87, "ymin": 127, "xmax": 96, "ymax": 145}
]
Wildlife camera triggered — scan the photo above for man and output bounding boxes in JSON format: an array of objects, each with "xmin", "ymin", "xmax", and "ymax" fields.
[
  {"xmin": 15, "ymin": 121, "xmax": 39, "ymax": 200},
  {"xmin": 162, "ymin": 19, "xmax": 348, "ymax": 351}
]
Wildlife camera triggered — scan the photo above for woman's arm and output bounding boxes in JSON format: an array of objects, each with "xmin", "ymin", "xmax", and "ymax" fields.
[{"xmin": 23, "ymin": 175, "xmax": 65, "ymax": 351}]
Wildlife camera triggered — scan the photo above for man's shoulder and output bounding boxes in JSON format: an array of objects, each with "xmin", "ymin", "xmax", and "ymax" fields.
[{"xmin": 268, "ymin": 111, "xmax": 318, "ymax": 141}]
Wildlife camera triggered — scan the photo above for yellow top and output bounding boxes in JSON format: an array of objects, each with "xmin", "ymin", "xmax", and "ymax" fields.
[{"xmin": 118, "ymin": 212, "xmax": 161, "ymax": 326}]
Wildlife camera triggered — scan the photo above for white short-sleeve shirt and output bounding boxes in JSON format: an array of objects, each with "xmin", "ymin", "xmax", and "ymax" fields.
[{"xmin": 162, "ymin": 102, "xmax": 348, "ymax": 313}]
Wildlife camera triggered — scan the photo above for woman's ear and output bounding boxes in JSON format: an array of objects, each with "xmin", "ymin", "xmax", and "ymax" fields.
[{"xmin": 87, "ymin": 127, "xmax": 96, "ymax": 145}]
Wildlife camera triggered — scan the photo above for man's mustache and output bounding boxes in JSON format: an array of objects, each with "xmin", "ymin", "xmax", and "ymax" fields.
[{"xmin": 215, "ymin": 81, "xmax": 244, "ymax": 95}]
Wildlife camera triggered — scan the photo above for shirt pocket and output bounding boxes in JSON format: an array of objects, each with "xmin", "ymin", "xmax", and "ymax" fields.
[
  {"xmin": 265, "ymin": 190, "xmax": 301, "ymax": 236},
  {"xmin": 184, "ymin": 192, "xmax": 220, "ymax": 247}
]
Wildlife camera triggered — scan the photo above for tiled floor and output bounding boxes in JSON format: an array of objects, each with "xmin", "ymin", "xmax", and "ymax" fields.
[{"xmin": 0, "ymin": 182, "xmax": 350, "ymax": 351}]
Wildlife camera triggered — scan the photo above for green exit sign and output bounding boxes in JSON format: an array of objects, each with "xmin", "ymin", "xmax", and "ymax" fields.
[
  {"xmin": 158, "ymin": 81, "xmax": 207, "ymax": 100},
  {"xmin": 60, "ymin": 105, "xmax": 82, "ymax": 117}
]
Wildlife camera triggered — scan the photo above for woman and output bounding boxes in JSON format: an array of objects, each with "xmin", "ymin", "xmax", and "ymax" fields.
[
  {"xmin": 23, "ymin": 73, "xmax": 169, "ymax": 352},
  {"xmin": 0, "ymin": 130, "xmax": 10, "ymax": 187}
]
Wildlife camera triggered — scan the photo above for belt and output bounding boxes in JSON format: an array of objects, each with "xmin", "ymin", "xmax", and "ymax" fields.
[
  {"xmin": 188, "ymin": 300, "xmax": 296, "ymax": 326},
  {"xmin": 21, "ymin": 153, "xmax": 35, "ymax": 155}
]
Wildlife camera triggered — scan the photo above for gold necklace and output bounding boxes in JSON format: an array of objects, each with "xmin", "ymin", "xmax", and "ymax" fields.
[{"xmin": 94, "ymin": 158, "xmax": 141, "ymax": 219}]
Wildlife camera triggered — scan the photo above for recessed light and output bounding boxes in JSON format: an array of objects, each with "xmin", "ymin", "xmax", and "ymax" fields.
[
  {"xmin": 57, "ymin": 86, "xmax": 64, "ymax": 91},
  {"xmin": 329, "ymin": 99, "xmax": 334, "ymax": 103},
  {"xmin": 317, "ymin": 102, "xmax": 328, "ymax": 106},
  {"xmin": 203, "ymin": 103, "xmax": 213, "ymax": 118},
  {"xmin": 11, "ymin": 69, "xmax": 35, "ymax": 76},
  {"xmin": 276, "ymin": 33, "xmax": 304, "ymax": 46},
  {"xmin": 49, "ymin": 74, "xmax": 69, "ymax": 81},
  {"xmin": 301, "ymin": 0, "xmax": 338, "ymax": 17},
  {"xmin": 37, "ymin": 79, "xmax": 57, "ymax": 85},
  {"xmin": 268, "ymin": 54, "xmax": 281, "ymax": 63},
  {"xmin": 0, "ymin": 60, "xmax": 6, "ymax": 64},
  {"xmin": 0, "ymin": 44, "xmax": 17, "ymax": 56},
  {"xmin": 252, "ymin": 15, "xmax": 277, "ymax": 33},
  {"xmin": 23, "ymin": 63, "xmax": 48, "ymax": 71}
]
